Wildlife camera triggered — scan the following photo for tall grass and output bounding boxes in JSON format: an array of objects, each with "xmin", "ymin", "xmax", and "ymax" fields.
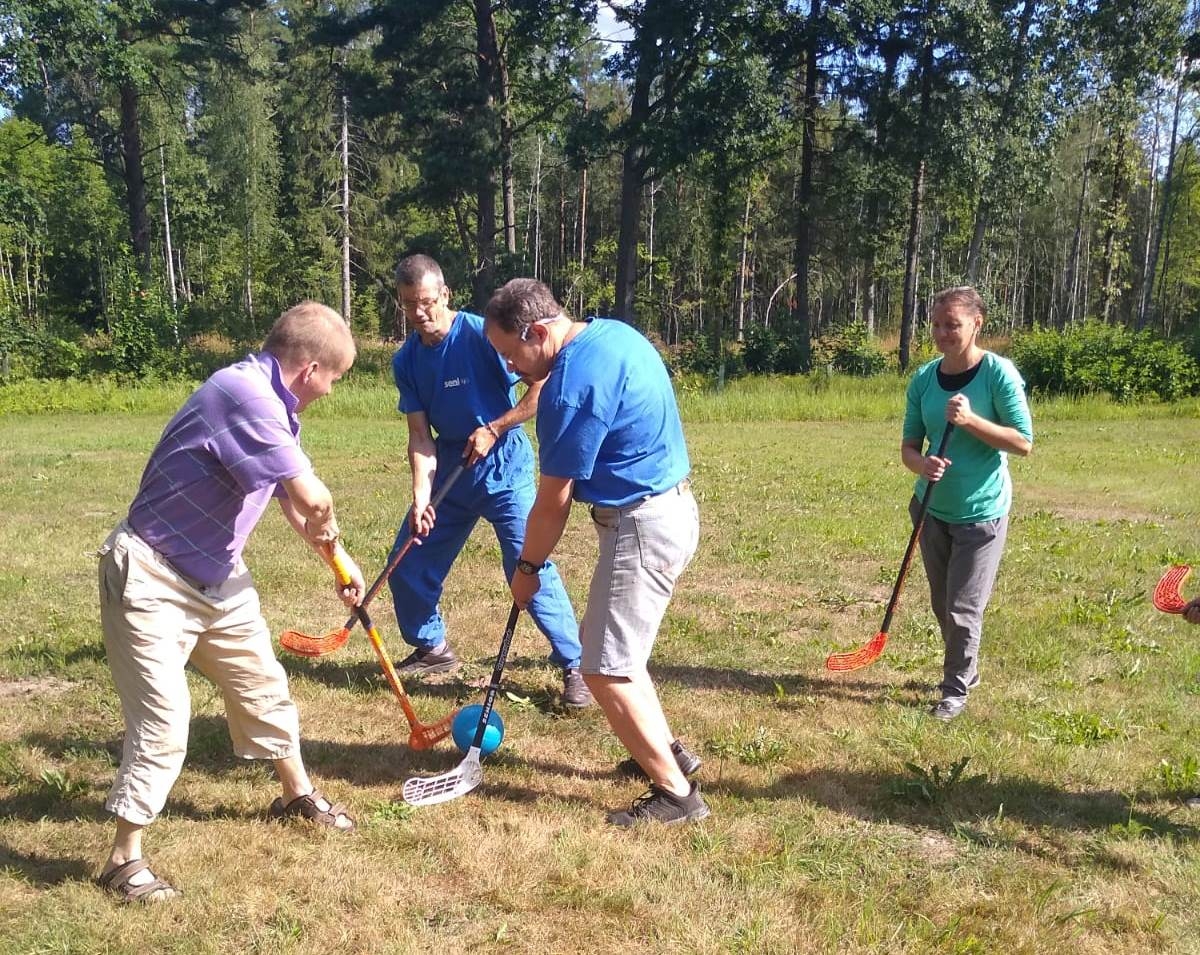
[{"xmin": 8, "ymin": 371, "xmax": 1200, "ymax": 423}]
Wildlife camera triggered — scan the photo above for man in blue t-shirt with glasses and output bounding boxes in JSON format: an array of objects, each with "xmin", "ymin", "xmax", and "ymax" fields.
[
  {"xmin": 484, "ymin": 278, "xmax": 708, "ymax": 828},
  {"xmin": 387, "ymin": 255, "xmax": 588, "ymax": 708}
]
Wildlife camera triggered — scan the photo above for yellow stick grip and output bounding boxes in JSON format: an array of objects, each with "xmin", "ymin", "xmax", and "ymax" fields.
[{"xmin": 322, "ymin": 542, "xmax": 354, "ymax": 588}]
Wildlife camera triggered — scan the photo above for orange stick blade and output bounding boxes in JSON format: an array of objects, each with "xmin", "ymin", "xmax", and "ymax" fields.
[
  {"xmin": 409, "ymin": 710, "xmax": 459, "ymax": 751},
  {"xmin": 1153, "ymin": 564, "xmax": 1192, "ymax": 614},
  {"xmin": 825, "ymin": 631, "xmax": 888, "ymax": 672},
  {"xmin": 279, "ymin": 626, "xmax": 351, "ymax": 657}
]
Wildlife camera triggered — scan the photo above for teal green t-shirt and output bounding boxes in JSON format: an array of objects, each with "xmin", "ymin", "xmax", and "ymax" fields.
[{"xmin": 902, "ymin": 352, "xmax": 1033, "ymax": 524}]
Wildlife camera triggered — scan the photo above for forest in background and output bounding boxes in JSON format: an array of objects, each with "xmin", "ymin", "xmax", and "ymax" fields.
[{"xmin": 3, "ymin": 0, "xmax": 1200, "ymax": 383}]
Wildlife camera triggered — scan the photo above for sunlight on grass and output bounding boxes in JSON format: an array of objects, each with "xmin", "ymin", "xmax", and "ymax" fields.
[{"xmin": 1, "ymin": 379, "xmax": 1199, "ymax": 951}]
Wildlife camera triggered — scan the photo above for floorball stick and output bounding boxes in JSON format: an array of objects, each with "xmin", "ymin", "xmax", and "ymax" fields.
[
  {"xmin": 402, "ymin": 603, "xmax": 521, "ymax": 805},
  {"xmin": 826, "ymin": 423, "xmax": 955, "ymax": 672},
  {"xmin": 280, "ymin": 463, "xmax": 466, "ymax": 656}
]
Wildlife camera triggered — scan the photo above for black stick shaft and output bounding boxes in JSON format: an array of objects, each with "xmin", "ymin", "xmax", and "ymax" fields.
[
  {"xmin": 879, "ymin": 423, "xmax": 954, "ymax": 633},
  {"xmin": 471, "ymin": 603, "xmax": 522, "ymax": 750}
]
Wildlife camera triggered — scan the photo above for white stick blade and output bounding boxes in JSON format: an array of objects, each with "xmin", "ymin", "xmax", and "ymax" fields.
[{"xmin": 402, "ymin": 754, "xmax": 483, "ymax": 806}]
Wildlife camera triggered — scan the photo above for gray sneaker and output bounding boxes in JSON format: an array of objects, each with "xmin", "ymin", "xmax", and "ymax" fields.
[
  {"xmin": 395, "ymin": 645, "xmax": 460, "ymax": 675},
  {"xmin": 606, "ymin": 782, "xmax": 710, "ymax": 827},
  {"xmin": 562, "ymin": 667, "xmax": 594, "ymax": 708},
  {"xmin": 616, "ymin": 739, "xmax": 702, "ymax": 781},
  {"xmin": 930, "ymin": 697, "xmax": 966, "ymax": 721}
]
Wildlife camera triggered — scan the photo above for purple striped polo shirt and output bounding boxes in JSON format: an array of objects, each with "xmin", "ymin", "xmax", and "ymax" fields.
[{"xmin": 127, "ymin": 352, "xmax": 312, "ymax": 586}]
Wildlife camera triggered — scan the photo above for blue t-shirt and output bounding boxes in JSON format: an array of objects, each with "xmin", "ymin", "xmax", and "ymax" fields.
[
  {"xmin": 392, "ymin": 311, "xmax": 522, "ymax": 446},
  {"xmin": 537, "ymin": 318, "xmax": 690, "ymax": 507},
  {"xmin": 902, "ymin": 351, "xmax": 1033, "ymax": 523},
  {"xmin": 392, "ymin": 311, "xmax": 534, "ymax": 492}
]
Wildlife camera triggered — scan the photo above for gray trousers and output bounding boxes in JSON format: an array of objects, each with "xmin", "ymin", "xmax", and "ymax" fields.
[{"xmin": 910, "ymin": 497, "xmax": 1008, "ymax": 700}]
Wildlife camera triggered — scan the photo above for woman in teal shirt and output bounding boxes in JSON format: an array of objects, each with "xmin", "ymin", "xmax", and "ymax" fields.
[{"xmin": 902, "ymin": 286, "xmax": 1033, "ymax": 721}]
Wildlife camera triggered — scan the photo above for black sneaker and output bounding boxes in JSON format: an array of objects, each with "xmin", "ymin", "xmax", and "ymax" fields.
[
  {"xmin": 561, "ymin": 667, "xmax": 593, "ymax": 708},
  {"xmin": 615, "ymin": 739, "xmax": 702, "ymax": 781},
  {"xmin": 395, "ymin": 645, "xmax": 460, "ymax": 675},
  {"xmin": 606, "ymin": 782, "xmax": 710, "ymax": 827}
]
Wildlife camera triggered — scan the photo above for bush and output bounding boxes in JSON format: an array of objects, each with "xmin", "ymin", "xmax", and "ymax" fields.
[
  {"xmin": 31, "ymin": 337, "xmax": 86, "ymax": 378},
  {"xmin": 1010, "ymin": 322, "xmax": 1199, "ymax": 402},
  {"xmin": 676, "ymin": 335, "xmax": 721, "ymax": 376},
  {"xmin": 742, "ymin": 324, "xmax": 780, "ymax": 374},
  {"xmin": 812, "ymin": 323, "xmax": 888, "ymax": 376}
]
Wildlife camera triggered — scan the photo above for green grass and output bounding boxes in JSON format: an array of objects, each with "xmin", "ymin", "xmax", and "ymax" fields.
[{"xmin": 1, "ymin": 377, "xmax": 1199, "ymax": 952}]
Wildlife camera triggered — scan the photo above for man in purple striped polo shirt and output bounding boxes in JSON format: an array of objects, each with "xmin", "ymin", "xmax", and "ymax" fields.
[{"xmin": 95, "ymin": 301, "xmax": 365, "ymax": 903}]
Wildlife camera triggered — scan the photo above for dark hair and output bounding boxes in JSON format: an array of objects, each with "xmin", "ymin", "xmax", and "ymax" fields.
[
  {"xmin": 932, "ymin": 285, "xmax": 986, "ymax": 320},
  {"xmin": 263, "ymin": 300, "xmax": 355, "ymax": 370},
  {"xmin": 484, "ymin": 278, "xmax": 564, "ymax": 334},
  {"xmin": 395, "ymin": 254, "xmax": 445, "ymax": 289}
]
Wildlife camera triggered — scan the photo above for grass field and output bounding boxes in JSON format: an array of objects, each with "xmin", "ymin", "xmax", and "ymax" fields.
[{"xmin": 2, "ymin": 377, "xmax": 1200, "ymax": 953}]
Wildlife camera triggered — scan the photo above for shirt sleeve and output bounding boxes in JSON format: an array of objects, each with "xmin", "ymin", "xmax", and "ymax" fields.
[
  {"xmin": 538, "ymin": 402, "xmax": 609, "ymax": 481},
  {"xmin": 901, "ymin": 369, "xmax": 926, "ymax": 444},
  {"xmin": 993, "ymin": 359, "xmax": 1034, "ymax": 443},
  {"xmin": 392, "ymin": 347, "xmax": 423, "ymax": 415},
  {"xmin": 208, "ymin": 395, "xmax": 311, "ymax": 494}
]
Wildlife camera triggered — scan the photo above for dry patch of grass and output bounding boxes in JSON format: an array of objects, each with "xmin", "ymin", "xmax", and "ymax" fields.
[{"xmin": 1, "ymin": 410, "xmax": 1200, "ymax": 953}]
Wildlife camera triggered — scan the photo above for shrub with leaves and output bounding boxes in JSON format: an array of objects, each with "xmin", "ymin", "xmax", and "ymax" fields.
[
  {"xmin": 1010, "ymin": 322, "xmax": 1199, "ymax": 401},
  {"xmin": 812, "ymin": 323, "xmax": 888, "ymax": 377}
]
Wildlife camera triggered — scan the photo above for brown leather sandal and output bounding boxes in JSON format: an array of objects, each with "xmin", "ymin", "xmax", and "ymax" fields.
[
  {"xmin": 268, "ymin": 789, "xmax": 355, "ymax": 832},
  {"xmin": 96, "ymin": 858, "xmax": 179, "ymax": 903}
]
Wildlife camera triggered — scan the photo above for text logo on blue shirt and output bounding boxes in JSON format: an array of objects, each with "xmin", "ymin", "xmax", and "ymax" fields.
[{"xmin": 443, "ymin": 377, "xmax": 470, "ymax": 389}]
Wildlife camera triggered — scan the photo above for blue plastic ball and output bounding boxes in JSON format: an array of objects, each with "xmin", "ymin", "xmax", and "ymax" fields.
[{"xmin": 451, "ymin": 703, "xmax": 505, "ymax": 756}]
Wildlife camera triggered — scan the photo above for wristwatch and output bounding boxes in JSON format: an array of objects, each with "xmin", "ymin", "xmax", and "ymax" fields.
[{"xmin": 516, "ymin": 558, "xmax": 545, "ymax": 576}]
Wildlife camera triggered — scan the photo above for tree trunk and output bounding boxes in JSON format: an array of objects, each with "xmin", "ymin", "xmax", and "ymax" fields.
[
  {"xmin": 472, "ymin": 0, "xmax": 501, "ymax": 309},
  {"xmin": 735, "ymin": 184, "xmax": 752, "ymax": 341},
  {"xmin": 860, "ymin": 45, "xmax": 899, "ymax": 335},
  {"xmin": 558, "ymin": 174, "xmax": 566, "ymax": 293},
  {"xmin": 1062, "ymin": 132, "xmax": 1094, "ymax": 326},
  {"xmin": 578, "ymin": 164, "xmax": 588, "ymax": 314},
  {"xmin": 899, "ymin": 35, "xmax": 934, "ymax": 371},
  {"xmin": 499, "ymin": 44, "xmax": 517, "ymax": 256},
  {"xmin": 1141, "ymin": 62, "xmax": 1186, "ymax": 329},
  {"xmin": 340, "ymin": 90, "xmax": 352, "ymax": 325},
  {"xmin": 789, "ymin": 1, "xmax": 821, "ymax": 372},
  {"xmin": 964, "ymin": 209, "xmax": 988, "ymax": 285},
  {"xmin": 1098, "ymin": 124, "xmax": 1127, "ymax": 323},
  {"xmin": 613, "ymin": 31, "xmax": 655, "ymax": 324},
  {"xmin": 159, "ymin": 145, "xmax": 177, "ymax": 312},
  {"xmin": 644, "ymin": 182, "xmax": 654, "ymax": 296},
  {"xmin": 118, "ymin": 77, "xmax": 151, "ymax": 275},
  {"xmin": 531, "ymin": 137, "xmax": 543, "ymax": 279}
]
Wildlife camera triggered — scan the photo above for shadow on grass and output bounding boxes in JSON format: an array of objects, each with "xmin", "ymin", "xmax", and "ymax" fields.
[
  {"xmin": 286, "ymin": 651, "xmax": 927, "ymax": 709},
  {"xmin": 0, "ymin": 844, "xmax": 93, "ymax": 887},
  {"xmin": 648, "ymin": 661, "xmax": 928, "ymax": 705},
  {"xmin": 283, "ymin": 652, "xmax": 577, "ymax": 714},
  {"xmin": 0, "ymin": 784, "xmax": 252, "ymax": 825},
  {"xmin": 714, "ymin": 766, "xmax": 1200, "ymax": 849}
]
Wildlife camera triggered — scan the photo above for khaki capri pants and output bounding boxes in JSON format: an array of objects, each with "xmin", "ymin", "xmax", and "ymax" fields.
[{"xmin": 98, "ymin": 524, "xmax": 300, "ymax": 826}]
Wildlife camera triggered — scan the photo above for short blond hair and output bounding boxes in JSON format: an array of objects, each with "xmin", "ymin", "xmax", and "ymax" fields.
[{"xmin": 263, "ymin": 300, "xmax": 356, "ymax": 370}]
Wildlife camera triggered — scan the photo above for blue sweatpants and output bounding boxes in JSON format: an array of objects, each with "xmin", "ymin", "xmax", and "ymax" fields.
[{"xmin": 387, "ymin": 443, "xmax": 582, "ymax": 669}]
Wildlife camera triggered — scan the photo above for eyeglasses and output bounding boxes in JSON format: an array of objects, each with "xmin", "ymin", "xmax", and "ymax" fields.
[{"xmin": 400, "ymin": 289, "xmax": 444, "ymax": 314}]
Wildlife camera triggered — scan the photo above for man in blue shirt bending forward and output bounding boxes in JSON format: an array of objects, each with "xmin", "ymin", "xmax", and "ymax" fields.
[{"xmin": 484, "ymin": 278, "xmax": 708, "ymax": 827}]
